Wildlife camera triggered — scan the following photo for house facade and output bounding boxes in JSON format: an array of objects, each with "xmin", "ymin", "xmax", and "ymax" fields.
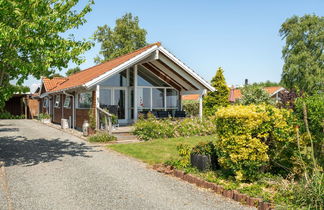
[{"xmin": 38, "ymin": 42, "xmax": 214, "ymax": 130}]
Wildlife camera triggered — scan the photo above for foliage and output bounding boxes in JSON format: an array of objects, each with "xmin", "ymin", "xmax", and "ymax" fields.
[
  {"xmin": 240, "ymin": 85, "xmax": 275, "ymax": 105},
  {"xmin": 182, "ymin": 100, "xmax": 199, "ymax": 117},
  {"xmin": 93, "ymin": 12, "xmax": 147, "ymax": 63},
  {"xmin": 48, "ymin": 73, "xmax": 63, "ymax": 78},
  {"xmin": 134, "ymin": 113, "xmax": 217, "ymax": 141},
  {"xmin": 191, "ymin": 141, "xmax": 219, "ymax": 170},
  {"xmin": 277, "ymin": 171, "xmax": 324, "ymax": 209},
  {"xmin": 295, "ymin": 94, "xmax": 324, "ymax": 167},
  {"xmin": 215, "ymin": 104, "xmax": 295, "ymax": 181},
  {"xmin": 0, "ymin": 111, "xmax": 25, "ymax": 119},
  {"xmin": 277, "ymin": 89, "xmax": 299, "ymax": 109},
  {"xmin": 0, "ymin": 0, "xmax": 93, "ymax": 109},
  {"xmin": 38, "ymin": 113, "xmax": 51, "ymax": 119},
  {"xmin": 66, "ymin": 67, "xmax": 81, "ymax": 76},
  {"xmin": 176, "ymin": 143, "xmax": 192, "ymax": 168},
  {"xmin": 203, "ymin": 67, "xmax": 230, "ymax": 116},
  {"xmin": 191, "ymin": 141, "xmax": 216, "ymax": 156},
  {"xmin": 88, "ymin": 108, "xmax": 96, "ymax": 129},
  {"xmin": 280, "ymin": 14, "xmax": 324, "ymax": 95},
  {"xmin": 88, "ymin": 132, "xmax": 116, "ymax": 143},
  {"xmin": 251, "ymin": 80, "xmax": 281, "ymax": 88}
]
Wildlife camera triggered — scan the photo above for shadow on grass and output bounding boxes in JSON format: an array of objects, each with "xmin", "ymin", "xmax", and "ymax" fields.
[{"xmin": 0, "ymin": 135, "xmax": 99, "ymax": 167}]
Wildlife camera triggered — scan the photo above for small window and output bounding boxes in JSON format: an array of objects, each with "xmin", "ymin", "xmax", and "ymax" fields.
[
  {"xmin": 54, "ymin": 95, "xmax": 60, "ymax": 107},
  {"xmin": 64, "ymin": 96, "xmax": 71, "ymax": 108},
  {"xmin": 77, "ymin": 92, "xmax": 92, "ymax": 108},
  {"xmin": 43, "ymin": 98, "xmax": 48, "ymax": 107}
]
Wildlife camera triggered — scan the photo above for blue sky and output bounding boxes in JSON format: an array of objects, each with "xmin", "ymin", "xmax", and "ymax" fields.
[{"xmin": 25, "ymin": 0, "xmax": 324, "ymax": 92}]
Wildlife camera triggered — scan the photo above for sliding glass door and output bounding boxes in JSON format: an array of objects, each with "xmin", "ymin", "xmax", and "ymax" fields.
[{"xmin": 100, "ymin": 87, "xmax": 127, "ymax": 124}]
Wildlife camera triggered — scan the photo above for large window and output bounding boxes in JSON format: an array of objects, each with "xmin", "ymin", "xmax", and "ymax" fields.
[
  {"xmin": 137, "ymin": 88, "xmax": 151, "ymax": 109},
  {"xmin": 137, "ymin": 66, "xmax": 169, "ymax": 87},
  {"xmin": 152, "ymin": 88, "xmax": 165, "ymax": 109},
  {"xmin": 99, "ymin": 89, "xmax": 112, "ymax": 109},
  {"xmin": 134, "ymin": 87, "xmax": 178, "ymax": 111},
  {"xmin": 99, "ymin": 71, "xmax": 127, "ymax": 87},
  {"xmin": 54, "ymin": 95, "xmax": 60, "ymax": 107},
  {"xmin": 64, "ymin": 96, "xmax": 71, "ymax": 108},
  {"xmin": 166, "ymin": 89, "xmax": 178, "ymax": 108},
  {"xmin": 77, "ymin": 92, "xmax": 92, "ymax": 108}
]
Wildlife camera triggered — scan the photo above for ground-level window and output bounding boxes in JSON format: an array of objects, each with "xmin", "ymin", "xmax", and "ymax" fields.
[
  {"xmin": 64, "ymin": 96, "xmax": 72, "ymax": 108},
  {"xmin": 77, "ymin": 92, "xmax": 92, "ymax": 108},
  {"xmin": 54, "ymin": 95, "xmax": 60, "ymax": 107}
]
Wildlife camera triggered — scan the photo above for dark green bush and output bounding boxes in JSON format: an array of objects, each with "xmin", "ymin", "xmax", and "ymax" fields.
[
  {"xmin": 294, "ymin": 94, "xmax": 324, "ymax": 167},
  {"xmin": 88, "ymin": 132, "xmax": 117, "ymax": 143},
  {"xmin": 0, "ymin": 111, "xmax": 25, "ymax": 119}
]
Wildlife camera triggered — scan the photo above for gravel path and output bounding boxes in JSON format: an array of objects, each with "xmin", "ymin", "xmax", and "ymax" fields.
[{"xmin": 0, "ymin": 120, "xmax": 253, "ymax": 210}]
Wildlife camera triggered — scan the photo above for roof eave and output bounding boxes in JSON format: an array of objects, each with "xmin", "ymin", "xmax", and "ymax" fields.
[
  {"xmin": 84, "ymin": 45, "xmax": 160, "ymax": 89},
  {"xmin": 158, "ymin": 46, "xmax": 215, "ymax": 92}
]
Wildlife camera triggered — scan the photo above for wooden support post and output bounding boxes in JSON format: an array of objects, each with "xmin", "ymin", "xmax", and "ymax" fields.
[
  {"xmin": 199, "ymin": 94, "xmax": 203, "ymax": 119},
  {"xmin": 134, "ymin": 65, "xmax": 138, "ymax": 121}
]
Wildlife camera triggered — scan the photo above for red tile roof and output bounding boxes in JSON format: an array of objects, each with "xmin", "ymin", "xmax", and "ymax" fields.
[
  {"xmin": 182, "ymin": 94, "xmax": 200, "ymax": 101},
  {"xmin": 229, "ymin": 86, "xmax": 284, "ymax": 102},
  {"xmin": 43, "ymin": 77, "xmax": 67, "ymax": 92},
  {"xmin": 45, "ymin": 42, "xmax": 161, "ymax": 93}
]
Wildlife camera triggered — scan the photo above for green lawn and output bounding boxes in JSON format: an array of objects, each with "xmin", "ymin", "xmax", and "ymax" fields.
[{"xmin": 108, "ymin": 135, "xmax": 215, "ymax": 165}]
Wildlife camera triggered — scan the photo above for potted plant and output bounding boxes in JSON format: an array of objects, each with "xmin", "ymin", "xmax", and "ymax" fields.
[
  {"xmin": 190, "ymin": 141, "xmax": 219, "ymax": 171},
  {"xmin": 39, "ymin": 113, "xmax": 51, "ymax": 123}
]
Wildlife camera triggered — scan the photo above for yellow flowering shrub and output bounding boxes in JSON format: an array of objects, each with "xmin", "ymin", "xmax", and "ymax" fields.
[{"xmin": 215, "ymin": 104, "xmax": 294, "ymax": 181}]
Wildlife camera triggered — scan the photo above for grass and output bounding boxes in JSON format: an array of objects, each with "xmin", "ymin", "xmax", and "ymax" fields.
[{"xmin": 108, "ymin": 135, "xmax": 215, "ymax": 165}]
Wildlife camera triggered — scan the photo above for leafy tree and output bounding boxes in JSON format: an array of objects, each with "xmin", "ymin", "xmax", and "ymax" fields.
[
  {"xmin": 280, "ymin": 15, "xmax": 324, "ymax": 95},
  {"xmin": 203, "ymin": 67, "xmax": 230, "ymax": 116},
  {"xmin": 252, "ymin": 80, "xmax": 281, "ymax": 87},
  {"xmin": 93, "ymin": 13, "xmax": 147, "ymax": 63},
  {"xmin": 66, "ymin": 67, "xmax": 81, "ymax": 76},
  {"xmin": 240, "ymin": 85, "xmax": 275, "ymax": 105},
  {"xmin": 49, "ymin": 73, "xmax": 63, "ymax": 78},
  {"xmin": 0, "ymin": 0, "xmax": 94, "ymax": 108}
]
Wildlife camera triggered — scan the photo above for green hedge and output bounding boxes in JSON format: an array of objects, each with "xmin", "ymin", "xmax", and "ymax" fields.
[
  {"xmin": 134, "ymin": 113, "xmax": 216, "ymax": 141},
  {"xmin": 214, "ymin": 104, "xmax": 295, "ymax": 181},
  {"xmin": 0, "ymin": 111, "xmax": 25, "ymax": 119}
]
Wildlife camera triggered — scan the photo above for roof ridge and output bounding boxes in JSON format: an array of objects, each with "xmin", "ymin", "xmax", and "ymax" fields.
[{"xmin": 67, "ymin": 42, "xmax": 161, "ymax": 78}]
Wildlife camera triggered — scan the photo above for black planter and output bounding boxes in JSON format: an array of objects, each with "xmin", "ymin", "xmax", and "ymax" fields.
[{"xmin": 190, "ymin": 153, "xmax": 212, "ymax": 171}]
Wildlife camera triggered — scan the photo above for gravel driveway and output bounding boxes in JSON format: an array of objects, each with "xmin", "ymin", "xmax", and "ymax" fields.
[{"xmin": 0, "ymin": 120, "xmax": 252, "ymax": 210}]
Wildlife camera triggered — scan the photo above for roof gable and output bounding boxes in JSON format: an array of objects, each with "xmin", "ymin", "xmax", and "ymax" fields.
[
  {"xmin": 41, "ymin": 42, "xmax": 214, "ymax": 94},
  {"xmin": 50, "ymin": 43, "xmax": 161, "ymax": 92}
]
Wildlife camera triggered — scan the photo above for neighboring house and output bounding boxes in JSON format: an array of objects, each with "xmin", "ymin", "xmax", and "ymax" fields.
[
  {"xmin": 181, "ymin": 94, "xmax": 200, "ymax": 101},
  {"xmin": 229, "ymin": 86, "xmax": 286, "ymax": 103},
  {"xmin": 4, "ymin": 93, "xmax": 39, "ymax": 118},
  {"xmin": 37, "ymin": 42, "xmax": 214, "ymax": 130}
]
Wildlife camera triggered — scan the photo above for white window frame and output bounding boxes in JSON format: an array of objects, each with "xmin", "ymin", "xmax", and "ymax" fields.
[
  {"xmin": 64, "ymin": 96, "xmax": 71, "ymax": 109},
  {"xmin": 54, "ymin": 95, "xmax": 60, "ymax": 108},
  {"xmin": 136, "ymin": 86, "xmax": 179, "ymax": 111},
  {"xmin": 76, "ymin": 91, "xmax": 92, "ymax": 109}
]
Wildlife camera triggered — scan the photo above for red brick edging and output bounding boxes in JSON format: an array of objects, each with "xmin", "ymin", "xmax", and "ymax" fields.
[{"xmin": 152, "ymin": 164, "xmax": 274, "ymax": 210}]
